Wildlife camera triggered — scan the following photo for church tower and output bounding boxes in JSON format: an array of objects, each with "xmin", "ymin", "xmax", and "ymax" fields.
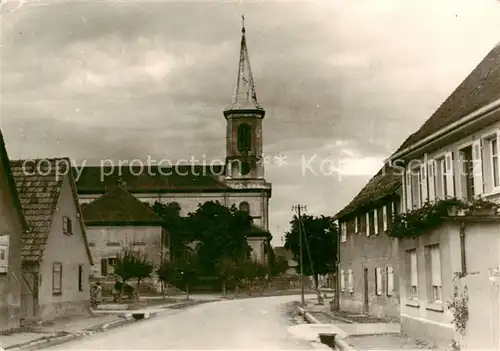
[{"xmin": 224, "ymin": 18, "xmax": 266, "ymax": 182}]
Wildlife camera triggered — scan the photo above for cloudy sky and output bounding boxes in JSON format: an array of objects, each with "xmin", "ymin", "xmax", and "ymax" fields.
[{"xmin": 1, "ymin": 0, "xmax": 500, "ymax": 245}]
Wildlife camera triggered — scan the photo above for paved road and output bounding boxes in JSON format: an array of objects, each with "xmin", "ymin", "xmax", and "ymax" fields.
[{"xmin": 46, "ymin": 295, "xmax": 315, "ymax": 350}]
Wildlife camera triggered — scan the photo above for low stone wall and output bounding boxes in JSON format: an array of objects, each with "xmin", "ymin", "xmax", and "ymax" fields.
[{"xmin": 401, "ymin": 314, "xmax": 454, "ymax": 348}]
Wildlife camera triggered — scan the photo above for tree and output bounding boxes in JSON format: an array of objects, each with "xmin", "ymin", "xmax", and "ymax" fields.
[
  {"xmin": 284, "ymin": 215, "xmax": 338, "ymax": 289},
  {"xmin": 157, "ymin": 255, "xmax": 199, "ymax": 300},
  {"xmin": 149, "ymin": 201, "xmax": 187, "ymax": 261},
  {"xmin": 113, "ymin": 247, "xmax": 154, "ymax": 299},
  {"xmin": 184, "ymin": 201, "xmax": 252, "ymax": 276},
  {"xmin": 215, "ymin": 258, "xmax": 237, "ymax": 296}
]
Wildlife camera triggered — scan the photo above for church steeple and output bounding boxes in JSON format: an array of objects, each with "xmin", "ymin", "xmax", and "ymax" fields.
[{"xmin": 224, "ymin": 16, "xmax": 265, "ymax": 118}]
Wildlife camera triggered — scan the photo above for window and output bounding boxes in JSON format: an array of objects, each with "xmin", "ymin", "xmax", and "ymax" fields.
[
  {"xmin": 387, "ymin": 266, "xmax": 394, "ymax": 296},
  {"xmin": 78, "ymin": 264, "xmax": 84, "ymax": 292},
  {"xmin": 239, "ymin": 201, "xmax": 250, "ymax": 213},
  {"xmin": 340, "ymin": 222, "xmax": 347, "ymax": 243},
  {"xmin": 0, "ymin": 235, "xmax": 9, "ymax": 274},
  {"xmin": 428, "ymin": 160, "xmax": 437, "ymax": 200},
  {"xmin": 340, "ymin": 270, "xmax": 345, "ymax": 292},
  {"xmin": 382, "ymin": 206, "xmax": 388, "ymax": 231},
  {"xmin": 347, "ymin": 269, "xmax": 354, "ymax": 293},
  {"xmin": 435, "ymin": 158, "xmax": 447, "ymax": 199},
  {"xmin": 492, "ymin": 138, "xmax": 499, "ymax": 188},
  {"xmin": 108, "ymin": 257, "xmax": 117, "ymax": 267},
  {"xmin": 410, "ymin": 168, "xmax": 421, "ymax": 208},
  {"xmin": 428, "ymin": 245, "xmax": 442, "ymax": 303},
  {"xmin": 407, "ymin": 249, "xmax": 418, "ymax": 300},
  {"xmin": 354, "ymin": 216, "xmax": 359, "ymax": 233},
  {"xmin": 366, "ymin": 212, "xmax": 370, "ymax": 236},
  {"xmin": 373, "ymin": 209, "xmax": 379, "ymax": 235},
  {"xmin": 459, "ymin": 146, "xmax": 474, "ymax": 201},
  {"xmin": 237, "ymin": 123, "xmax": 252, "ymax": 152},
  {"xmin": 240, "ymin": 161, "xmax": 251, "ymax": 176},
  {"xmin": 52, "ymin": 262, "xmax": 62, "ymax": 295},
  {"xmin": 101, "ymin": 258, "xmax": 108, "ymax": 276},
  {"xmin": 375, "ymin": 267, "xmax": 382, "ymax": 295},
  {"xmin": 63, "ymin": 216, "xmax": 72, "ymax": 235}
]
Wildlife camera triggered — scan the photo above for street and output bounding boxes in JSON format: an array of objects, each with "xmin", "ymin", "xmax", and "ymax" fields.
[{"xmin": 45, "ymin": 295, "xmax": 314, "ymax": 350}]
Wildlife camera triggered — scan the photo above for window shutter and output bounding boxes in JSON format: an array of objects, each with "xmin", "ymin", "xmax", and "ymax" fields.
[
  {"xmin": 387, "ymin": 266, "xmax": 394, "ymax": 296},
  {"xmin": 348, "ymin": 269, "xmax": 353, "ymax": 292},
  {"xmin": 354, "ymin": 217, "xmax": 358, "ymax": 233},
  {"xmin": 341, "ymin": 222, "xmax": 347, "ymax": 243},
  {"xmin": 420, "ymin": 162, "xmax": 428, "ymax": 203},
  {"xmin": 375, "ymin": 267, "xmax": 382, "ymax": 295},
  {"xmin": 431, "ymin": 246, "xmax": 442, "ymax": 286},
  {"xmin": 410, "ymin": 251, "xmax": 418, "ymax": 286},
  {"xmin": 472, "ymin": 139, "xmax": 484, "ymax": 197},
  {"xmin": 445, "ymin": 152, "xmax": 455, "ymax": 197},
  {"xmin": 0, "ymin": 235, "xmax": 9, "ymax": 273},
  {"xmin": 405, "ymin": 170, "xmax": 412, "ymax": 211},
  {"xmin": 340, "ymin": 270, "xmax": 345, "ymax": 292},
  {"xmin": 366, "ymin": 212, "xmax": 370, "ymax": 236},
  {"xmin": 373, "ymin": 209, "xmax": 379, "ymax": 235},
  {"xmin": 382, "ymin": 205, "xmax": 388, "ymax": 231},
  {"xmin": 428, "ymin": 160, "xmax": 436, "ymax": 202}
]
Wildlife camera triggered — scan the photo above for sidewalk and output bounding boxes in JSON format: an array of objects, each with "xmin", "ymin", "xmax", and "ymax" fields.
[
  {"xmin": 295, "ymin": 299, "xmax": 445, "ymax": 351},
  {"xmin": 1, "ymin": 314, "xmax": 133, "ymax": 351},
  {"xmin": 1, "ymin": 298, "xmax": 213, "ymax": 351}
]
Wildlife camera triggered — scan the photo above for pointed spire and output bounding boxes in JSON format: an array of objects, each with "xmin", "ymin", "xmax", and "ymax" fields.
[{"xmin": 224, "ymin": 17, "xmax": 265, "ymax": 116}]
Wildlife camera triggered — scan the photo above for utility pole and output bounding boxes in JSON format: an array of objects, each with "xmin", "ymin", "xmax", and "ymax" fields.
[{"xmin": 292, "ymin": 204, "xmax": 307, "ymax": 306}]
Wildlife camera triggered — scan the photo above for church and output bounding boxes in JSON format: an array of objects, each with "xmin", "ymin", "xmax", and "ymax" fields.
[{"xmin": 75, "ymin": 21, "xmax": 273, "ymax": 264}]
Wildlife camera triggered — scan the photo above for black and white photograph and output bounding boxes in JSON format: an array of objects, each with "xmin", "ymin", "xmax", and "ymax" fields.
[{"xmin": 1, "ymin": 0, "xmax": 500, "ymax": 350}]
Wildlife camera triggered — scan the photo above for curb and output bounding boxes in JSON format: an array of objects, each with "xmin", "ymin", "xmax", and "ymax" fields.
[
  {"xmin": 4, "ymin": 316, "xmax": 135, "ymax": 351},
  {"xmin": 296, "ymin": 306, "xmax": 357, "ymax": 351},
  {"xmin": 4, "ymin": 299, "xmax": 211, "ymax": 351}
]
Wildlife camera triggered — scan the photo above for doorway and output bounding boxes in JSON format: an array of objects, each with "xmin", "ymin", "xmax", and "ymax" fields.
[{"xmin": 363, "ymin": 268, "xmax": 369, "ymax": 314}]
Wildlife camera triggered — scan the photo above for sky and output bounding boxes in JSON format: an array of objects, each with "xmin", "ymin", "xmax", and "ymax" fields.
[{"xmin": 1, "ymin": 0, "xmax": 500, "ymax": 245}]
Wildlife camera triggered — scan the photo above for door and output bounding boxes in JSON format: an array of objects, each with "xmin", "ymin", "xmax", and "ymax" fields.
[
  {"xmin": 21, "ymin": 268, "xmax": 39, "ymax": 320},
  {"xmin": 363, "ymin": 268, "xmax": 369, "ymax": 314}
]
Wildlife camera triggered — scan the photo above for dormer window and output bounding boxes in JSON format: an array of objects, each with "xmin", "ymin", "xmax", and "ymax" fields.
[{"xmin": 63, "ymin": 216, "xmax": 72, "ymax": 235}]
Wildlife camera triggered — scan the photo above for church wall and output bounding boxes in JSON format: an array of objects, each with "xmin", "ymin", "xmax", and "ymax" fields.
[{"xmin": 79, "ymin": 192, "xmax": 269, "ymax": 230}]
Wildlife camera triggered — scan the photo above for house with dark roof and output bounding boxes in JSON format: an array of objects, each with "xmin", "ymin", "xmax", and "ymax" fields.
[
  {"xmin": 73, "ymin": 23, "xmax": 272, "ymax": 265},
  {"xmin": 333, "ymin": 165, "xmax": 402, "ymax": 320},
  {"xmin": 81, "ymin": 183, "xmax": 167, "ymax": 277},
  {"xmin": 388, "ymin": 42, "xmax": 500, "ymax": 349},
  {"xmin": 10, "ymin": 158, "xmax": 93, "ymax": 323},
  {"xmin": 0, "ymin": 132, "xmax": 28, "ymax": 331}
]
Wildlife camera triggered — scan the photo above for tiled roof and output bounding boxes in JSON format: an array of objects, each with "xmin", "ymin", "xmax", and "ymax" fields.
[
  {"xmin": 10, "ymin": 158, "xmax": 92, "ymax": 263},
  {"xmin": 75, "ymin": 165, "xmax": 230, "ymax": 194},
  {"xmin": 334, "ymin": 166, "xmax": 402, "ymax": 220},
  {"xmin": 0, "ymin": 132, "xmax": 29, "ymax": 232},
  {"xmin": 394, "ymin": 43, "xmax": 500, "ymax": 155},
  {"xmin": 82, "ymin": 185, "xmax": 165, "ymax": 226}
]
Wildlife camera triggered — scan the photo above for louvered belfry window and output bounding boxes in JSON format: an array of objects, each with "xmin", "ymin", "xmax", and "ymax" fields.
[{"xmin": 237, "ymin": 123, "xmax": 252, "ymax": 152}]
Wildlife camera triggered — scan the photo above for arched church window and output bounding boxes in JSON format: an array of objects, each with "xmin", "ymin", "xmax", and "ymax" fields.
[
  {"xmin": 239, "ymin": 201, "xmax": 250, "ymax": 213},
  {"xmin": 237, "ymin": 123, "xmax": 252, "ymax": 152},
  {"xmin": 240, "ymin": 160, "xmax": 251, "ymax": 175}
]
